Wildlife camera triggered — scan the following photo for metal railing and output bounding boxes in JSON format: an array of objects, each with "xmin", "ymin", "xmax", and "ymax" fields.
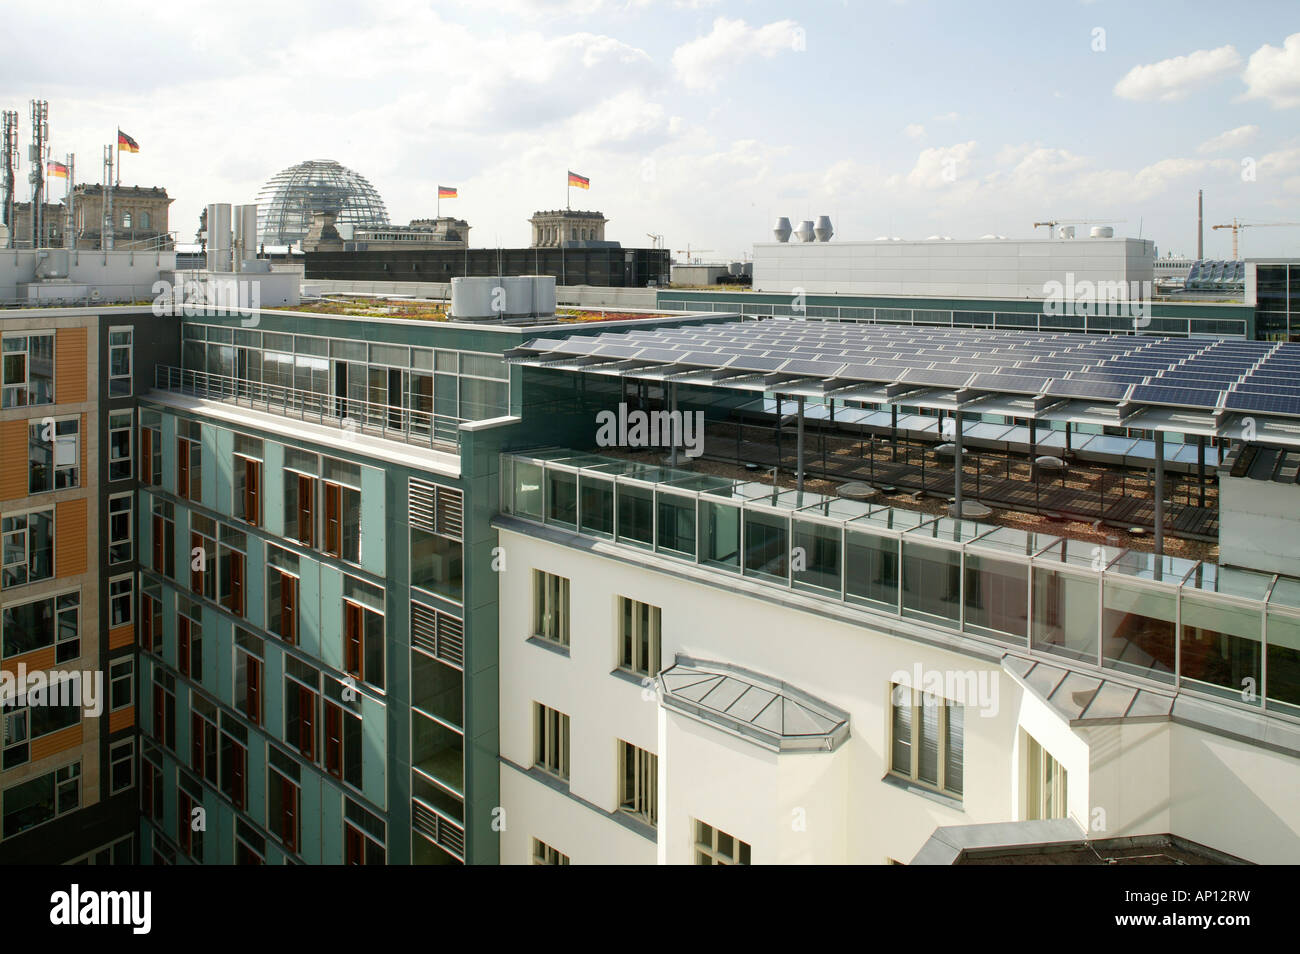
[{"xmin": 153, "ymin": 365, "xmax": 463, "ymax": 449}]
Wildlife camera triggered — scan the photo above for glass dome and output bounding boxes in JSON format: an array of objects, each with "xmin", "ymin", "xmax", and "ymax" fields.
[{"xmin": 256, "ymin": 159, "xmax": 389, "ymax": 247}]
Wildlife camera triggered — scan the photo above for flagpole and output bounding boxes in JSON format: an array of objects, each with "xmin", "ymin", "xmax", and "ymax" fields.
[{"xmin": 115, "ymin": 129, "xmax": 120, "ymax": 187}]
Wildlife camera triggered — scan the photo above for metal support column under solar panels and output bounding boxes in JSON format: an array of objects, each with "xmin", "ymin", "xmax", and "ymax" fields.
[
  {"xmin": 1198, "ymin": 435, "xmax": 1206, "ymax": 506},
  {"xmin": 953, "ymin": 410, "xmax": 963, "ymax": 519},
  {"xmin": 891, "ymin": 405, "xmax": 898, "ymax": 462},
  {"xmin": 669, "ymin": 383, "xmax": 679, "ymax": 467},
  {"xmin": 1154, "ymin": 431, "xmax": 1165, "ymax": 561},
  {"xmin": 796, "ymin": 396, "xmax": 805, "ymax": 493}
]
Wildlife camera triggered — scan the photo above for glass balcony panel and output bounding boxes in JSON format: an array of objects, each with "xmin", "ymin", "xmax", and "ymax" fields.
[
  {"xmin": 700, "ymin": 500, "xmax": 740, "ymax": 571},
  {"xmin": 792, "ymin": 518, "xmax": 841, "ymax": 594},
  {"xmin": 512, "ymin": 460, "xmax": 543, "ymax": 520},
  {"xmin": 902, "ymin": 541, "xmax": 961, "ymax": 623},
  {"xmin": 616, "ymin": 483, "xmax": 653, "ymax": 548},
  {"xmin": 544, "ymin": 469, "xmax": 577, "ymax": 529},
  {"xmin": 743, "ymin": 510, "xmax": 789, "ymax": 582},
  {"xmin": 1266, "ymin": 611, "xmax": 1300, "ymax": 715},
  {"xmin": 845, "ymin": 529, "xmax": 899, "ymax": 609},
  {"xmin": 412, "ymin": 711, "xmax": 464, "ymax": 793},
  {"xmin": 963, "ymin": 553, "xmax": 1028, "ymax": 640},
  {"xmin": 1031, "ymin": 569, "xmax": 1099, "ymax": 662},
  {"xmin": 656, "ymin": 491, "xmax": 695, "ymax": 558},
  {"xmin": 1102, "ymin": 580, "xmax": 1176, "ymax": 683},
  {"xmin": 1179, "ymin": 593, "xmax": 1262, "ymax": 704},
  {"xmin": 578, "ymin": 475, "xmax": 614, "ymax": 538}
]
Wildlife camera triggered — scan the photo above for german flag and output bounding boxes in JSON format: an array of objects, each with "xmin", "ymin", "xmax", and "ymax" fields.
[
  {"xmin": 438, "ymin": 186, "xmax": 457, "ymax": 198},
  {"xmin": 45, "ymin": 160, "xmax": 69, "ymax": 179},
  {"xmin": 567, "ymin": 170, "xmax": 589, "ymax": 189},
  {"xmin": 117, "ymin": 130, "xmax": 139, "ymax": 153}
]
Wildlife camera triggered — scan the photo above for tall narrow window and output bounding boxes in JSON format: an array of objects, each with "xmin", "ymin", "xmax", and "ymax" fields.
[
  {"xmin": 267, "ymin": 568, "xmax": 298, "ymax": 644},
  {"xmin": 532, "ymin": 702, "xmax": 570, "ymax": 782},
  {"xmin": 1025, "ymin": 732, "xmax": 1068, "ymax": 821},
  {"xmin": 268, "ymin": 748, "xmax": 300, "ymax": 853},
  {"xmin": 532, "ymin": 839, "xmax": 570, "ymax": 865},
  {"xmin": 889, "ymin": 684, "xmax": 963, "ymax": 798},
  {"xmin": 108, "ymin": 494, "xmax": 132, "ymax": 564},
  {"xmin": 618, "ymin": 597, "xmax": 661, "ymax": 678},
  {"xmin": 618, "ymin": 741, "xmax": 658, "ymax": 827},
  {"xmin": 140, "ymin": 424, "xmax": 161, "ymax": 485},
  {"xmin": 28, "ymin": 418, "xmax": 79, "ymax": 493},
  {"xmin": 234, "ymin": 629, "xmax": 263, "ymax": 726},
  {"xmin": 324, "ymin": 701, "xmax": 343, "ymax": 779},
  {"xmin": 324, "ymin": 482, "xmax": 342, "ymax": 556},
  {"xmin": 108, "ymin": 410, "xmax": 133, "ymax": 482},
  {"xmin": 285, "ymin": 663, "xmax": 318, "ymax": 762},
  {"xmin": 108, "ymin": 328, "xmax": 133, "ymax": 397},
  {"xmin": 694, "ymin": 820, "xmax": 750, "ymax": 865},
  {"xmin": 234, "ymin": 455, "xmax": 261, "ymax": 526},
  {"xmin": 532, "ymin": 571, "xmax": 570, "ymax": 647},
  {"xmin": 108, "ymin": 575, "xmax": 133, "ymax": 629}
]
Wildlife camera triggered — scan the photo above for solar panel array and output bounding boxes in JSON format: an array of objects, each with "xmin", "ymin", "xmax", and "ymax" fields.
[{"xmin": 515, "ymin": 320, "xmax": 1300, "ymax": 418}]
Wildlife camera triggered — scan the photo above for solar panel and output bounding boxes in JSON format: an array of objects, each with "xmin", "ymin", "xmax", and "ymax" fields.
[
  {"xmin": 1045, "ymin": 379, "xmax": 1131, "ymax": 401},
  {"xmin": 1225, "ymin": 391, "xmax": 1300, "ymax": 417},
  {"xmin": 969, "ymin": 372, "xmax": 1050, "ymax": 395},
  {"xmin": 723, "ymin": 355, "xmax": 786, "ymax": 373},
  {"xmin": 1130, "ymin": 384, "xmax": 1222, "ymax": 409},
  {"xmin": 899, "ymin": 367, "xmax": 975, "ymax": 388},
  {"xmin": 781, "ymin": 358, "xmax": 849, "ymax": 377}
]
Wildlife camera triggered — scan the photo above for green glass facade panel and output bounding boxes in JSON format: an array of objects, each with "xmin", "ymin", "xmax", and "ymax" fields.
[
  {"xmin": 263, "ymin": 643, "xmax": 284, "ymax": 746},
  {"xmin": 244, "ymin": 536, "xmax": 264, "ymax": 627},
  {"xmin": 263, "ymin": 441, "xmax": 285, "ymax": 536},
  {"xmin": 297, "ymin": 558, "xmax": 321, "ymax": 658},
  {"xmin": 360, "ymin": 465, "xmax": 386, "ymax": 574},
  {"xmin": 200, "ymin": 424, "xmax": 218, "ymax": 512},
  {"xmin": 214, "ymin": 427, "xmax": 234, "ymax": 518},
  {"xmin": 362, "ymin": 693, "xmax": 387, "ymax": 809},
  {"xmin": 319, "ymin": 565, "xmax": 344, "ymax": 671},
  {"xmin": 161, "ymin": 413, "xmax": 177, "ymax": 496}
]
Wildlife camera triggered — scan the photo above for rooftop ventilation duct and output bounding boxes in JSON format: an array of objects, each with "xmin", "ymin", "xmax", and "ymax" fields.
[
  {"xmin": 814, "ymin": 215, "xmax": 833, "ymax": 242},
  {"xmin": 772, "ymin": 217, "xmax": 792, "ymax": 242},
  {"xmin": 1089, "ymin": 225, "xmax": 1114, "ymax": 238},
  {"xmin": 795, "ymin": 220, "xmax": 815, "ymax": 243}
]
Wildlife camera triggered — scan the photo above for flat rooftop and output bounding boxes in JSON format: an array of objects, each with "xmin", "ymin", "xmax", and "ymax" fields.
[{"xmin": 274, "ymin": 296, "xmax": 677, "ymax": 325}]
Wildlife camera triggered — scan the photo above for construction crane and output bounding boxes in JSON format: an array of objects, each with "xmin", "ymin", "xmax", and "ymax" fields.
[
  {"xmin": 1033, "ymin": 218, "xmax": 1127, "ymax": 236},
  {"xmin": 1210, "ymin": 219, "xmax": 1300, "ymax": 260},
  {"xmin": 674, "ymin": 245, "xmax": 713, "ymax": 264},
  {"xmin": 645, "ymin": 233, "xmax": 664, "ymax": 250}
]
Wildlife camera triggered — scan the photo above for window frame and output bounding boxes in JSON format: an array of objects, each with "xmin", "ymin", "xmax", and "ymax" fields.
[
  {"xmin": 109, "ymin": 737, "xmax": 135, "ymax": 795},
  {"xmin": 108, "ymin": 573, "xmax": 133, "ymax": 629},
  {"xmin": 618, "ymin": 596, "xmax": 662, "ymax": 678},
  {"xmin": 28, "ymin": 415, "xmax": 80, "ymax": 494},
  {"xmin": 889, "ymin": 683, "xmax": 964, "ymax": 798},
  {"xmin": 107, "ymin": 493, "xmax": 133, "ymax": 565},
  {"xmin": 532, "ymin": 701, "xmax": 570, "ymax": 782},
  {"xmin": 108, "ymin": 326, "xmax": 133, "ymax": 397},
  {"xmin": 532, "ymin": 570, "xmax": 570, "ymax": 648},
  {"xmin": 693, "ymin": 819, "xmax": 751, "ymax": 865},
  {"xmin": 618, "ymin": 740, "xmax": 658, "ymax": 827},
  {"xmin": 107, "ymin": 409, "xmax": 133, "ymax": 482}
]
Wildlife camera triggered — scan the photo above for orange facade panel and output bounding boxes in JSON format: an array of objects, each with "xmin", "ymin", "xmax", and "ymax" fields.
[
  {"xmin": 0, "ymin": 646, "xmax": 56, "ymax": 676},
  {"xmin": 108, "ymin": 706, "xmax": 134, "ymax": 734},
  {"xmin": 55, "ymin": 327, "xmax": 88, "ymax": 405},
  {"xmin": 107, "ymin": 623, "xmax": 133, "ymax": 651},
  {"xmin": 0, "ymin": 419, "xmax": 26, "ymax": 502},
  {"xmin": 55, "ymin": 497, "xmax": 88, "ymax": 578},
  {"xmin": 31, "ymin": 723, "xmax": 84, "ymax": 761}
]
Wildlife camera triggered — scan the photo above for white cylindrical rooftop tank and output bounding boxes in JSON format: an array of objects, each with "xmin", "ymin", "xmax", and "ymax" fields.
[
  {"xmin": 814, "ymin": 215, "xmax": 833, "ymax": 242},
  {"xmin": 1058, "ymin": 225, "xmax": 1076, "ymax": 239},
  {"xmin": 501, "ymin": 276, "xmax": 534, "ymax": 317},
  {"xmin": 728, "ymin": 262, "xmax": 743, "ymax": 276},
  {"xmin": 525, "ymin": 275, "xmax": 557, "ymax": 317},
  {"xmin": 1089, "ymin": 225, "xmax": 1114, "ymax": 238},
  {"xmin": 450, "ymin": 276, "xmax": 499, "ymax": 320},
  {"xmin": 795, "ymin": 220, "xmax": 815, "ymax": 243},
  {"xmin": 772, "ymin": 217, "xmax": 792, "ymax": 243},
  {"xmin": 233, "ymin": 204, "xmax": 258, "ymax": 272},
  {"xmin": 206, "ymin": 203, "xmax": 232, "ymax": 271}
]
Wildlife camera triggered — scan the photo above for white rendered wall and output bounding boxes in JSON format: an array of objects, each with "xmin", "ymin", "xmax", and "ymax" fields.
[
  {"xmin": 1218, "ymin": 475, "xmax": 1300, "ymax": 576},
  {"xmin": 751, "ymin": 238, "xmax": 1155, "ymax": 299}
]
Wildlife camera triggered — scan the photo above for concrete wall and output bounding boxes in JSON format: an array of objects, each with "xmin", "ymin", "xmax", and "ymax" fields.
[
  {"xmin": 303, "ymin": 278, "xmax": 657, "ymax": 311},
  {"xmin": 752, "ymin": 237, "xmax": 1155, "ymax": 299},
  {"xmin": 1218, "ymin": 475, "xmax": 1300, "ymax": 576}
]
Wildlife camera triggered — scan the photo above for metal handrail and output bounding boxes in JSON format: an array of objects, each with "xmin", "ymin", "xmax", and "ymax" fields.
[{"xmin": 153, "ymin": 365, "xmax": 462, "ymax": 449}]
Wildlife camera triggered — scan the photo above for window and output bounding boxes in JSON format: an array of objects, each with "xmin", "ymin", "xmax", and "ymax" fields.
[
  {"xmin": 141, "ymin": 757, "xmax": 163, "ymax": 821},
  {"xmin": 110, "ymin": 657, "xmax": 133, "ymax": 710},
  {"xmin": 618, "ymin": 597, "xmax": 661, "ymax": 678},
  {"xmin": 218, "ymin": 528, "xmax": 246, "ymax": 617},
  {"xmin": 108, "ymin": 328, "xmax": 132, "ymax": 397},
  {"xmin": 28, "ymin": 417, "xmax": 79, "ymax": 492},
  {"xmin": 190, "ymin": 699, "xmax": 218, "ymax": 784},
  {"xmin": 108, "ymin": 410, "xmax": 132, "ymax": 482},
  {"xmin": 889, "ymin": 684, "xmax": 963, "ymax": 798},
  {"xmin": 140, "ymin": 590, "xmax": 162, "ymax": 654},
  {"xmin": 108, "ymin": 494, "xmax": 132, "ymax": 564},
  {"xmin": 285, "ymin": 472, "xmax": 316, "ymax": 547},
  {"xmin": 1, "ymin": 762, "xmax": 80, "ymax": 838},
  {"xmin": 267, "ymin": 748, "xmax": 300, "ymax": 853},
  {"xmin": 234, "ymin": 629, "xmax": 262, "ymax": 726},
  {"xmin": 1025, "ymin": 733, "xmax": 1068, "ymax": 821},
  {"xmin": 694, "ymin": 820, "xmax": 750, "ymax": 865},
  {"xmin": 235, "ymin": 821, "xmax": 265, "ymax": 865},
  {"xmin": 219, "ymin": 714, "xmax": 248, "ymax": 810},
  {"xmin": 109, "ymin": 738, "xmax": 134, "ymax": 794},
  {"xmin": 618, "ymin": 741, "xmax": 657, "ymax": 827},
  {"xmin": 233, "ymin": 454, "xmax": 261, "ymax": 526},
  {"xmin": 532, "ymin": 571, "xmax": 570, "ymax": 647},
  {"xmin": 151, "ymin": 499, "xmax": 175, "ymax": 578},
  {"xmin": 343, "ymin": 598, "xmax": 384, "ymax": 689},
  {"xmin": 108, "ymin": 575, "xmax": 132, "ymax": 628},
  {"xmin": 190, "ymin": 516, "xmax": 215, "ymax": 600},
  {"xmin": 532, "ymin": 702, "xmax": 570, "ymax": 781},
  {"xmin": 122, "ymin": 211, "xmax": 132, "ymax": 229},
  {"xmin": 532, "ymin": 838, "xmax": 570, "ymax": 865},
  {"xmin": 177, "ymin": 786, "xmax": 203, "ymax": 860},
  {"xmin": 267, "ymin": 567, "xmax": 298, "ymax": 644},
  {"xmin": 140, "ymin": 423, "xmax": 161, "ymax": 485},
  {"xmin": 344, "ymin": 799, "xmax": 386, "ymax": 865},
  {"xmin": 2, "ymin": 333, "xmax": 54, "ymax": 408},
  {"xmin": 1, "ymin": 590, "xmax": 79, "ymax": 661},
  {"xmin": 141, "ymin": 212, "xmax": 150, "ymax": 230},
  {"xmin": 285, "ymin": 658, "xmax": 319, "ymax": 761},
  {"xmin": 177, "ymin": 427, "xmax": 201, "ymax": 502},
  {"xmin": 323, "ymin": 680, "xmax": 364, "ymax": 788},
  {"xmin": 1, "ymin": 706, "xmax": 28, "ymax": 768},
  {"xmin": 177, "ymin": 600, "xmax": 202, "ymax": 681},
  {"xmin": 152, "ymin": 673, "xmax": 176, "ymax": 750},
  {"xmin": 1, "ymin": 508, "xmax": 54, "ymax": 587}
]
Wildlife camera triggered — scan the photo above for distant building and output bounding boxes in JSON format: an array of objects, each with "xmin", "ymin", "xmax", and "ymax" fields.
[
  {"xmin": 257, "ymin": 159, "xmax": 388, "ymax": 248},
  {"xmin": 530, "ymin": 209, "xmax": 613, "ymax": 248},
  {"xmin": 345, "ymin": 217, "xmax": 471, "ymax": 251},
  {"xmin": 11, "ymin": 185, "xmax": 173, "ymax": 250}
]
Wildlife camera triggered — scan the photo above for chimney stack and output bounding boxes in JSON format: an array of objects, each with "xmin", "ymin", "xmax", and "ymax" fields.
[{"xmin": 1197, "ymin": 189, "xmax": 1203, "ymax": 260}]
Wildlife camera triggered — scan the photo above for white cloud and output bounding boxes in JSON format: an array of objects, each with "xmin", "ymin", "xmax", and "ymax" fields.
[
  {"xmin": 932, "ymin": 111, "xmax": 959, "ymax": 122},
  {"xmin": 1197, "ymin": 124, "xmax": 1260, "ymax": 154},
  {"xmin": 672, "ymin": 17, "xmax": 802, "ymax": 91},
  {"xmin": 1113, "ymin": 45, "xmax": 1241, "ymax": 101},
  {"xmin": 902, "ymin": 141, "xmax": 977, "ymax": 190},
  {"xmin": 904, "ymin": 124, "xmax": 925, "ymax": 139},
  {"xmin": 1242, "ymin": 32, "xmax": 1300, "ymax": 108}
]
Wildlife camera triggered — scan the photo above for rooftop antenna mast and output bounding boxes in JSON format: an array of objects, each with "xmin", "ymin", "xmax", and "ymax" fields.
[
  {"xmin": 1, "ymin": 110, "xmax": 17, "ymax": 248},
  {"xmin": 29, "ymin": 100, "xmax": 47, "ymax": 248}
]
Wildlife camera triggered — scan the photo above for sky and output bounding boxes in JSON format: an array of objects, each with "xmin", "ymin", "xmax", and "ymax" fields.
[{"xmin": 2, "ymin": 0, "xmax": 1298, "ymax": 261}]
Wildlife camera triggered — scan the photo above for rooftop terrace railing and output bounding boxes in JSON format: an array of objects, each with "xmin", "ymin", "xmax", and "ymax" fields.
[
  {"xmin": 501, "ymin": 449, "xmax": 1300, "ymax": 720},
  {"xmin": 154, "ymin": 365, "xmax": 463, "ymax": 449}
]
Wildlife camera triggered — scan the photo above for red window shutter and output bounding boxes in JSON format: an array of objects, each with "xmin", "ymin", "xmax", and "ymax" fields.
[
  {"xmin": 300, "ymin": 686, "xmax": 316, "ymax": 761},
  {"xmin": 298, "ymin": 474, "xmax": 314, "ymax": 547},
  {"xmin": 178, "ymin": 616, "xmax": 191, "ymax": 677},
  {"xmin": 324, "ymin": 702, "xmax": 343, "ymax": 779},
  {"xmin": 230, "ymin": 551, "xmax": 245, "ymax": 616},
  {"xmin": 190, "ymin": 712, "xmax": 203, "ymax": 773},
  {"xmin": 231, "ymin": 744, "xmax": 246, "ymax": 810},
  {"xmin": 324, "ymin": 482, "xmax": 341, "ymax": 556},
  {"xmin": 247, "ymin": 657, "xmax": 261, "ymax": 726},
  {"xmin": 177, "ymin": 437, "xmax": 189, "ymax": 498},
  {"xmin": 344, "ymin": 601, "xmax": 362, "ymax": 678},
  {"xmin": 282, "ymin": 573, "xmax": 297, "ymax": 645},
  {"xmin": 345, "ymin": 824, "xmax": 363, "ymax": 865},
  {"xmin": 282, "ymin": 777, "xmax": 298, "ymax": 853},
  {"xmin": 152, "ymin": 684, "xmax": 165, "ymax": 742},
  {"xmin": 140, "ymin": 427, "xmax": 152, "ymax": 484},
  {"xmin": 246, "ymin": 458, "xmax": 260, "ymax": 527}
]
